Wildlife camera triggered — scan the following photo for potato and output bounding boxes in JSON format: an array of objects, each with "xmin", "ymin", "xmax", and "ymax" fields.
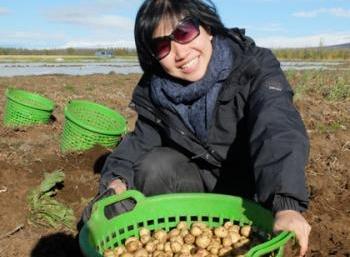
[
  {"xmin": 141, "ymin": 234, "xmax": 151, "ymax": 244},
  {"xmin": 195, "ymin": 234, "xmax": 211, "ymax": 249},
  {"xmin": 113, "ymin": 246, "xmax": 126, "ymax": 256},
  {"xmin": 207, "ymin": 245, "xmax": 219, "ymax": 255},
  {"xmin": 177, "ymin": 221, "xmax": 188, "ymax": 230},
  {"xmin": 183, "ymin": 234, "xmax": 195, "ymax": 245},
  {"xmin": 190, "ymin": 226, "xmax": 202, "ymax": 237},
  {"xmin": 218, "ymin": 247, "xmax": 232, "ymax": 256},
  {"xmin": 180, "ymin": 244, "xmax": 194, "ymax": 254},
  {"xmin": 120, "ymin": 253, "xmax": 133, "ymax": 257},
  {"xmin": 104, "ymin": 249, "xmax": 115, "ymax": 257},
  {"xmin": 140, "ymin": 228, "xmax": 151, "ymax": 237},
  {"xmin": 228, "ymin": 225, "xmax": 240, "ymax": 234},
  {"xmin": 125, "ymin": 237, "xmax": 138, "ymax": 245},
  {"xmin": 210, "ymin": 236, "xmax": 221, "ymax": 246},
  {"xmin": 223, "ymin": 221, "xmax": 233, "ymax": 229},
  {"xmin": 222, "ymin": 236, "xmax": 233, "ymax": 247},
  {"xmin": 169, "ymin": 228, "xmax": 180, "ymax": 238},
  {"xmin": 240, "ymin": 225, "xmax": 251, "ymax": 238},
  {"xmin": 126, "ymin": 240, "xmax": 142, "ymax": 253},
  {"xmin": 154, "ymin": 230, "xmax": 168, "ymax": 243},
  {"xmin": 156, "ymin": 242, "xmax": 165, "ymax": 251},
  {"xmin": 229, "ymin": 232, "xmax": 240, "ymax": 244},
  {"xmin": 233, "ymin": 238, "xmax": 250, "ymax": 249},
  {"xmin": 145, "ymin": 241, "xmax": 157, "ymax": 253},
  {"xmin": 195, "ymin": 248, "xmax": 209, "ymax": 257},
  {"xmin": 214, "ymin": 227, "xmax": 228, "ymax": 238},
  {"xmin": 178, "ymin": 253, "xmax": 191, "ymax": 257},
  {"xmin": 164, "ymin": 242, "xmax": 172, "ymax": 252},
  {"xmin": 135, "ymin": 248, "xmax": 149, "ymax": 257},
  {"xmin": 180, "ymin": 229, "xmax": 189, "ymax": 237},
  {"xmin": 170, "ymin": 235, "xmax": 184, "ymax": 245},
  {"xmin": 153, "ymin": 250, "xmax": 167, "ymax": 257},
  {"xmin": 170, "ymin": 241, "xmax": 182, "ymax": 253},
  {"xmin": 192, "ymin": 222, "xmax": 207, "ymax": 229}
]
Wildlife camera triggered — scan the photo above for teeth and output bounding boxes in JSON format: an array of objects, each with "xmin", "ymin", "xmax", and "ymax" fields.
[{"xmin": 181, "ymin": 57, "xmax": 198, "ymax": 69}]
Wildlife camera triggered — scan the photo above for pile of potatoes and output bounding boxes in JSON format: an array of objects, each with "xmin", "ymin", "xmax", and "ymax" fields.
[{"xmin": 104, "ymin": 221, "xmax": 259, "ymax": 257}]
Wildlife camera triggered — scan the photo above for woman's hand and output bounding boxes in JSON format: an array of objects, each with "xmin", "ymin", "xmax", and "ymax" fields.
[
  {"xmin": 108, "ymin": 179, "xmax": 127, "ymax": 194},
  {"xmin": 273, "ymin": 210, "xmax": 311, "ymax": 257}
]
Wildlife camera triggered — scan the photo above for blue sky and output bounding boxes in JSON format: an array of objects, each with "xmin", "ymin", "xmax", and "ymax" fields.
[{"xmin": 0, "ymin": 0, "xmax": 349, "ymax": 49}]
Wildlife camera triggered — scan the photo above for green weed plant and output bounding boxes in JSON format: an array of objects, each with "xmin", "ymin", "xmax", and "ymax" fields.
[
  {"xmin": 286, "ymin": 70, "xmax": 350, "ymax": 101},
  {"xmin": 27, "ymin": 170, "xmax": 76, "ymax": 230}
]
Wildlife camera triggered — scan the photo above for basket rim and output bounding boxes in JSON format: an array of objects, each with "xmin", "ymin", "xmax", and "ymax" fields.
[
  {"xmin": 5, "ymin": 88, "xmax": 55, "ymax": 112},
  {"xmin": 64, "ymin": 99, "xmax": 127, "ymax": 136}
]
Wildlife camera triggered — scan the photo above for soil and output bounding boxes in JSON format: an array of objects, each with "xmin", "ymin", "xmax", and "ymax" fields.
[{"xmin": 0, "ymin": 73, "xmax": 349, "ymax": 257}]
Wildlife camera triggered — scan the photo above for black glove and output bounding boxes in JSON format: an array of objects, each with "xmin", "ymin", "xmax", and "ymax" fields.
[{"xmin": 81, "ymin": 188, "xmax": 135, "ymax": 223}]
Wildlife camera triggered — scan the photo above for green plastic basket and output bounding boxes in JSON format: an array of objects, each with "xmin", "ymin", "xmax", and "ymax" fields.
[
  {"xmin": 79, "ymin": 190, "xmax": 294, "ymax": 257},
  {"xmin": 3, "ymin": 88, "xmax": 55, "ymax": 127},
  {"xmin": 60, "ymin": 100, "xmax": 127, "ymax": 152}
]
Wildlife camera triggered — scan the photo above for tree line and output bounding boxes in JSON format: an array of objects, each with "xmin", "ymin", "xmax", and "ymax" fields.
[{"xmin": 272, "ymin": 47, "xmax": 350, "ymax": 60}]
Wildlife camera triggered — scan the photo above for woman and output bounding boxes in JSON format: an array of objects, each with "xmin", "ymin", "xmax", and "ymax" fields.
[{"xmin": 93, "ymin": 0, "xmax": 311, "ymax": 256}]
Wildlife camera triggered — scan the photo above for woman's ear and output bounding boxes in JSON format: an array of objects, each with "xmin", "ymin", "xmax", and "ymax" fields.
[{"xmin": 204, "ymin": 26, "xmax": 213, "ymax": 41}]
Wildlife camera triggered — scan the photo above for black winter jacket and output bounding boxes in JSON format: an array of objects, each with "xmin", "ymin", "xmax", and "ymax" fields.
[{"xmin": 100, "ymin": 30, "xmax": 310, "ymax": 213}]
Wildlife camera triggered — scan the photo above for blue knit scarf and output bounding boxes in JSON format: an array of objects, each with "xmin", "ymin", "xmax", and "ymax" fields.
[{"xmin": 150, "ymin": 36, "xmax": 234, "ymax": 142}]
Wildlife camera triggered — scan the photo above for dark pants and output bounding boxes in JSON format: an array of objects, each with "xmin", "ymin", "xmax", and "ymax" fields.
[
  {"xmin": 133, "ymin": 147, "xmax": 255, "ymax": 199},
  {"xmin": 133, "ymin": 147, "xmax": 217, "ymax": 195}
]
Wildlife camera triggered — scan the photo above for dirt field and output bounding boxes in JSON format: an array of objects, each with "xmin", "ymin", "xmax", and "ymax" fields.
[{"xmin": 0, "ymin": 72, "xmax": 349, "ymax": 257}]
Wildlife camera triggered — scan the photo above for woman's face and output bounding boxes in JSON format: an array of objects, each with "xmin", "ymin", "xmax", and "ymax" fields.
[{"xmin": 153, "ymin": 17, "xmax": 213, "ymax": 82}]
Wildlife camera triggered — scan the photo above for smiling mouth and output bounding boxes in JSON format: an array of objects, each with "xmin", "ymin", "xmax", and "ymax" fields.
[{"xmin": 180, "ymin": 57, "xmax": 199, "ymax": 71}]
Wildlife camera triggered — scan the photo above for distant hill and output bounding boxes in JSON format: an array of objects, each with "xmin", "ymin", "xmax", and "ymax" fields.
[{"xmin": 326, "ymin": 42, "xmax": 350, "ymax": 49}]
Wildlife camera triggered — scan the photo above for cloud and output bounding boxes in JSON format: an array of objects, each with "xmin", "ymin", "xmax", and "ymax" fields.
[
  {"xmin": 246, "ymin": 23, "xmax": 286, "ymax": 33},
  {"xmin": 255, "ymin": 31, "xmax": 350, "ymax": 48},
  {"xmin": 61, "ymin": 39, "xmax": 135, "ymax": 48},
  {"xmin": 293, "ymin": 8, "xmax": 350, "ymax": 18},
  {"xmin": 0, "ymin": 31, "xmax": 65, "ymax": 41},
  {"xmin": 48, "ymin": 12, "xmax": 134, "ymax": 30},
  {"xmin": 0, "ymin": 7, "xmax": 10, "ymax": 15},
  {"xmin": 45, "ymin": 4, "xmax": 134, "ymax": 31}
]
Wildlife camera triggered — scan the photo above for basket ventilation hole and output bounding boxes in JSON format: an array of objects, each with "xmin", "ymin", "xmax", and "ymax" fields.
[
  {"xmin": 179, "ymin": 216, "xmax": 187, "ymax": 221},
  {"xmin": 190, "ymin": 216, "xmax": 198, "ymax": 221},
  {"xmin": 147, "ymin": 220, "xmax": 154, "ymax": 226},
  {"xmin": 212, "ymin": 217, "xmax": 220, "ymax": 223},
  {"xmin": 127, "ymin": 225, "xmax": 134, "ymax": 231},
  {"xmin": 119, "ymin": 228, "xmax": 125, "ymax": 234},
  {"xmin": 201, "ymin": 216, "xmax": 209, "ymax": 222},
  {"xmin": 168, "ymin": 217, "xmax": 176, "ymax": 222},
  {"xmin": 157, "ymin": 218, "xmax": 165, "ymax": 224}
]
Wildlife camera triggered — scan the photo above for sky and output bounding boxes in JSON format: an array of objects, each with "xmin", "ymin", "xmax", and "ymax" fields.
[{"xmin": 0, "ymin": 0, "xmax": 349, "ymax": 49}]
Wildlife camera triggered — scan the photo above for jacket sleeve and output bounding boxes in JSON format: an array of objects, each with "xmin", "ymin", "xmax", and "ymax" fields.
[
  {"xmin": 248, "ymin": 48, "xmax": 309, "ymax": 213},
  {"xmin": 99, "ymin": 115, "xmax": 162, "ymax": 192}
]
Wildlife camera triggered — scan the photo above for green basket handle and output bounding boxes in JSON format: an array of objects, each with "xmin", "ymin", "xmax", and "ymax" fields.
[
  {"xmin": 90, "ymin": 190, "xmax": 146, "ymax": 223},
  {"xmin": 246, "ymin": 231, "xmax": 295, "ymax": 257}
]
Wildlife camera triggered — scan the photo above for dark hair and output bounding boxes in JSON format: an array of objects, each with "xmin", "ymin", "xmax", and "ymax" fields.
[{"xmin": 134, "ymin": 0, "xmax": 229, "ymax": 74}]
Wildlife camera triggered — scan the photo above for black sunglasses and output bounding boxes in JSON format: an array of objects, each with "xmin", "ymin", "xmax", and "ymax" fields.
[{"xmin": 151, "ymin": 17, "xmax": 200, "ymax": 60}]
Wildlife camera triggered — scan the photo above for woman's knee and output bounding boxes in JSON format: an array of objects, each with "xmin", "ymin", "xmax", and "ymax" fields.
[
  {"xmin": 134, "ymin": 147, "xmax": 183, "ymax": 183},
  {"xmin": 133, "ymin": 147, "xmax": 203, "ymax": 195}
]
